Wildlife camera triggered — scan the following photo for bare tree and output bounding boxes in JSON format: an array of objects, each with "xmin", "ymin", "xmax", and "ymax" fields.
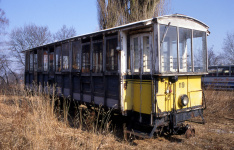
[
  {"xmin": 53, "ymin": 25, "xmax": 76, "ymax": 41},
  {"xmin": 9, "ymin": 24, "xmax": 52, "ymax": 69},
  {"xmin": 97, "ymin": 0, "xmax": 170, "ymax": 29},
  {"xmin": 0, "ymin": 57, "xmax": 21, "ymax": 85},
  {"xmin": 208, "ymin": 46, "xmax": 221, "ymax": 66},
  {"xmin": 0, "ymin": 8, "xmax": 14, "ymax": 85},
  {"xmin": 0, "ymin": 8, "xmax": 9, "ymax": 55},
  {"xmin": 0, "ymin": 8, "xmax": 9, "ymax": 35},
  {"xmin": 222, "ymin": 32, "xmax": 234, "ymax": 64},
  {"xmin": 0, "ymin": 8, "xmax": 22, "ymax": 86}
]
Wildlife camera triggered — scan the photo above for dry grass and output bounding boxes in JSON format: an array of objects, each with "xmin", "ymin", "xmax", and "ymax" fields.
[
  {"xmin": 0, "ymin": 85, "xmax": 130, "ymax": 150},
  {"xmin": 0, "ymin": 85, "xmax": 233, "ymax": 150}
]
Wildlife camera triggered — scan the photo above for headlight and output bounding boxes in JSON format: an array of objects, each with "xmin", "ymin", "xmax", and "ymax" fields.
[{"xmin": 180, "ymin": 95, "xmax": 189, "ymax": 106}]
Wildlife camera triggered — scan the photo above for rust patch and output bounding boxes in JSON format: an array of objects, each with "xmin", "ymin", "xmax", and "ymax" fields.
[
  {"xmin": 124, "ymin": 81, "xmax": 128, "ymax": 90},
  {"xmin": 185, "ymin": 128, "xmax": 195, "ymax": 139},
  {"xmin": 157, "ymin": 105, "xmax": 162, "ymax": 113},
  {"xmin": 191, "ymin": 112, "xmax": 195, "ymax": 118}
]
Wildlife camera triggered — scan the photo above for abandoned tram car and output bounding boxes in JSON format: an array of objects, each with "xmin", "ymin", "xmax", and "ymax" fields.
[{"xmin": 24, "ymin": 14, "xmax": 209, "ymax": 136}]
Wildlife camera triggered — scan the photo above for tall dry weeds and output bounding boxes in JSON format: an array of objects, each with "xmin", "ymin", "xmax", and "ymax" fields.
[
  {"xmin": 0, "ymin": 83, "xmax": 233, "ymax": 150},
  {"xmin": 0, "ymin": 84, "xmax": 130, "ymax": 150},
  {"xmin": 204, "ymin": 89, "xmax": 234, "ymax": 121}
]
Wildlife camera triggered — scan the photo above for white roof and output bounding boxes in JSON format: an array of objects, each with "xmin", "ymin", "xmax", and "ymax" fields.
[{"xmin": 24, "ymin": 14, "xmax": 209, "ymax": 51}]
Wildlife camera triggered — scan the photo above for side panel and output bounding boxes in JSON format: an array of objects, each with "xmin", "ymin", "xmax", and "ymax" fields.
[
  {"xmin": 188, "ymin": 76, "xmax": 202, "ymax": 107},
  {"xmin": 157, "ymin": 78, "xmax": 167, "ymax": 113},
  {"xmin": 73, "ymin": 75, "xmax": 81, "ymax": 100},
  {"xmin": 123, "ymin": 78, "xmax": 152, "ymax": 115},
  {"xmin": 124, "ymin": 79, "xmax": 133, "ymax": 111},
  {"xmin": 106, "ymin": 75, "xmax": 119, "ymax": 108},
  {"xmin": 81, "ymin": 76, "xmax": 91, "ymax": 103},
  {"xmin": 93, "ymin": 76, "xmax": 104, "ymax": 105},
  {"xmin": 175, "ymin": 76, "xmax": 188, "ymax": 110},
  {"xmin": 43, "ymin": 75, "xmax": 49, "ymax": 93},
  {"xmin": 29, "ymin": 74, "xmax": 33, "ymax": 85},
  {"xmin": 56, "ymin": 75, "xmax": 62, "ymax": 95},
  {"xmin": 63, "ymin": 75, "xmax": 70, "ymax": 97},
  {"xmin": 25, "ymin": 73, "xmax": 30, "ymax": 87}
]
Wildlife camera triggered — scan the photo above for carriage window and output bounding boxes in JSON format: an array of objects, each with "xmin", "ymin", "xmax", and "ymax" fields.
[
  {"xmin": 93, "ymin": 41, "xmax": 103, "ymax": 73},
  {"xmin": 34, "ymin": 53, "xmax": 37, "ymax": 72},
  {"xmin": 223, "ymin": 67, "xmax": 230, "ymax": 76},
  {"xmin": 82, "ymin": 44, "xmax": 90, "ymax": 73},
  {"xmin": 208, "ymin": 68, "xmax": 217, "ymax": 76},
  {"xmin": 231, "ymin": 67, "xmax": 234, "ymax": 76},
  {"xmin": 49, "ymin": 52, "xmax": 54, "ymax": 72},
  {"xmin": 43, "ymin": 51, "xmax": 48, "ymax": 72},
  {"xmin": 133, "ymin": 37, "xmax": 140, "ymax": 72},
  {"xmin": 62, "ymin": 43, "xmax": 69, "ymax": 70},
  {"xmin": 55, "ymin": 46, "xmax": 62, "ymax": 72},
  {"xmin": 218, "ymin": 67, "xmax": 229, "ymax": 76},
  {"xmin": 160, "ymin": 25, "xmax": 177, "ymax": 72},
  {"xmin": 30, "ymin": 52, "xmax": 33, "ymax": 71},
  {"xmin": 193, "ymin": 30, "xmax": 207, "ymax": 72},
  {"xmin": 179, "ymin": 28, "xmax": 192, "ymax": 72},
  {"xmin": 217, "ymin": 68, "xmax": 223, "ymax": 76},
  {"xmin": 37, "ymin": 50, "xmax": 43, "ymax": 71},
  {"xmin": 143, "ymin": 36, "xmax": 151, "ymax": 72},
  {"xmin": 72, "ymin": 41, "xmax": 80, "ymax": 70},
  {"xmin": 106, "ymin": 38, "xmax": 118, "ymax": 71},
  {"xmin": 25, "ymin": 52, "xmax": 29, "ymax": 71}
]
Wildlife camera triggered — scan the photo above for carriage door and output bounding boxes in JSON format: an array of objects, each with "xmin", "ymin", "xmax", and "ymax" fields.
[
  {"xmin": 129, "ymin": 33, "xmax": 152, "ymax": 115},
  {"xmin": 131, "ymin": 34, "xmax": 152, "ymax": 73}
]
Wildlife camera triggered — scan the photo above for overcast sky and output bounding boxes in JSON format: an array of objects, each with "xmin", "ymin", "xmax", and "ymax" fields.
[{"xmin": 1, "ymin": 0, "xmax": 234, "ymax": 54}]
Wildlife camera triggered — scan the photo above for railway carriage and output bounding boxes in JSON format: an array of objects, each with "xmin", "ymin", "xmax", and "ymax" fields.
[
  {"xmin": 24, "ymin": 14, "xmax": 209, "ymax": 137},
  {"xmin": 203, "ymin": 65, "xmax": 234, "ymax": 90}
]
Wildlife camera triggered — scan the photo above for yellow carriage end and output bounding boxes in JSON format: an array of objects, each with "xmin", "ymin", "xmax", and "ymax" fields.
[{"xmin": 156, "ymin": 76, "xmax": 203, "ymax": 113}]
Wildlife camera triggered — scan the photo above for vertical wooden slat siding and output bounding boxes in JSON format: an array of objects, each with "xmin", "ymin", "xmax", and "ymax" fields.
[
  {"xmin": 47, "ymin": 47, "xmax": 49, "ymax": 73},
  {"xmin": 90, "ymin": 37, "xmax": 94, "ymax": 102},
  {"xmin": 73, "ymin": 76, "xmax": 80, "ymax": 93},
  {"xmin": 69, "ymin": 42, "xmax": 73, "ymax": 100},
  {"xmin": 61, "ymin": 42, "xmax": 63, "ymax": 72},
  {"xmin": 118, "ymin": 31, "xmax": 121, "ymax": 108},
  {"xmin": 63, "ymin": 75, "xmax": 70, "ymax": 96},
  {"xmin": 25, "ymin": 32, "xmax": 120, "ymax": 109},
  {"xmin": 103, "ymin": 34, "xmax": 107, "ymax": 106}
]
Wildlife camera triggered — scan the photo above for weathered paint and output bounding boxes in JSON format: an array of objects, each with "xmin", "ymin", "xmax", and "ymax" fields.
[
  {"xmin": 123, "ymin": 79, "xmax": 152, "ymax": 114},
  {"xmin": 156, "ymin": 76, "xmax": 202, "ymax": 113}
]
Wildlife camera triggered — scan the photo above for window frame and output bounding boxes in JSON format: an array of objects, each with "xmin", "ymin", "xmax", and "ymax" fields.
[
  {"xmin": 159, "ymin": 25, "xmax": 178, "ymax": 73},
  {"xmin": 72, "ymin": 40, "xmax": 81, "ymax": 72},
  {"xmin": 92, "ymin": 39, "xmax": 103, "ymax": 73},
  {"xmin": 55, "ymin": 45, "xmax": 62, "ymax": 72},
  {"xmin": 158, "ymin": 23, "xmax": 208, "ymax": 74},
  {"xmin": 37, "ymin": 49, "xmax": 43, "ymax": 72},
  {"xmin": 193, "ymin": 29, "xmax": 207, "ymax": 73},
  {"xmin": 29, "ymin": 51, "xmax": 34, "ymax": 72},
  {"xmin": 81, "ymin": 42, "xmax": 91, "ymax": 73},
  {"xmin": 62, "ymin": 42, "xmax": 70, "ymax": 71},
  {"xmin": 43, "ymin": 49, "xmax": 48, "ymax": 72},
  {"xmin": 130, "ymin": 33, "xmax": 152, "ymax": 74},
  {"xmin": 25, "ymin": 51, "xmax": 30, "ymax": 72},
  {"xmin": 105, "ymin": 35, "xmax": 118, "ymax": 72},
  {"xmin": 34, "ymin": 51, "xmax": 37, "ymax": 72},
  {"xmin": 49, "ymin": 49, "xmax": 54, "ymax": 72}
]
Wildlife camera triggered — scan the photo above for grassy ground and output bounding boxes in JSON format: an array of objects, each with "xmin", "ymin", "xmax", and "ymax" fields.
[{"xmin": 0, "ymin": 85, "xmax": 233, "ymax": 150}]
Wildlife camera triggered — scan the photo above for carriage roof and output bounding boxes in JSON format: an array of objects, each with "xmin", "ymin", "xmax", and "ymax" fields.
[{"xmin": 23, "ymin": 14, "xmax": 209, "ymax": 52}]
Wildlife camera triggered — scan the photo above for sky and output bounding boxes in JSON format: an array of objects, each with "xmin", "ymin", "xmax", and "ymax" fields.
[{"xmin": 1, "ymin": 0, "xmax": 234, "ymax": 54}]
